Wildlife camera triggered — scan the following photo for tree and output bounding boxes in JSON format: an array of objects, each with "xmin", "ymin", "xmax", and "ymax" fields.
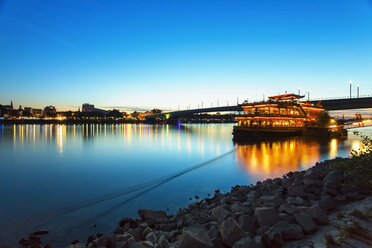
[
  {"xmin": 150, "ymin": 108, "xmax": 162, "ymax": 114},
  {"xmin": 317, "ymin": 111, "xmax": 331, "ymax": 128}
]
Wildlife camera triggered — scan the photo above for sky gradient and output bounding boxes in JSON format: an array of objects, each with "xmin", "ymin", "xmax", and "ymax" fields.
[{"xmin": 1, "ymin": 0, "xmax": 372, "ymax": 111}]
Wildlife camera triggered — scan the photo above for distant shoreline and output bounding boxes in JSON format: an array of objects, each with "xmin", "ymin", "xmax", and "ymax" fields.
[{"xmin": 0, "ymin": 119, "xmax": 237, "ymax": 125}]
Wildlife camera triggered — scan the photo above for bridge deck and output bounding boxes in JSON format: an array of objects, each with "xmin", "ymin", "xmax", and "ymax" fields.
[{"xmin": 147, "ymin": 97, "xmax": 372, "ymax": 119}]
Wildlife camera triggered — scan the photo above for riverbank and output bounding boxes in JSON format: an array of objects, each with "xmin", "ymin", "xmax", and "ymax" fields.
[
  {"xmin": 17, "ymin": 148, "xmax": 372, "ymax": 248},
  {"xmin": 0, "ymin": 119, "xmax": 237, "ymax": 125}
]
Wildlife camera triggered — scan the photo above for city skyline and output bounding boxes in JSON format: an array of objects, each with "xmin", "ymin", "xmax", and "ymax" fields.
[{"xmin": 1, "ymin": 0, "xmax": 372, "ymax": 111}]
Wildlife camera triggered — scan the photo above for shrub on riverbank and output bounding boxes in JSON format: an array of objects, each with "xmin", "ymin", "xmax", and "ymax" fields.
[{"xmin": 331, "ymin": 135, "xmax": 372, "ymax": 193}]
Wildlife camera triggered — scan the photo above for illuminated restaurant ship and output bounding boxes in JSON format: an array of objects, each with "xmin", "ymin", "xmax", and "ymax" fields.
[{"xmin": 233, "ymin": 93, "xmax": 346, "ymax": 139}]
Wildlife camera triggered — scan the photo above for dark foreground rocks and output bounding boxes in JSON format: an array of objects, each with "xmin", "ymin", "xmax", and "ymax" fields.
[{"xmin": 19, "ymin": 159, "xmax": 372, "ymax": 248}]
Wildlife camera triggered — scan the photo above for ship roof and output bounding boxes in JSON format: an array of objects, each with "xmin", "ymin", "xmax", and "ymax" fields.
[{"xmin": 268, "ymin": 94, "xmax": 305, "ymax": 101}]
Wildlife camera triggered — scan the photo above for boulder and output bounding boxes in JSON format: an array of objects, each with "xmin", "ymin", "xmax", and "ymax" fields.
[
  {"xmin": 288, "ymin": 186, "xmax": 306, "ymax": 197},
  {"xmin": 238, "ymin": 214, "xmax": 256, "ymax": 235},
  {"xmin": 232, "ymin": 237, "xmax": 258, "ymax": 248},
  {"xmin": 287, "ymin": 196, "xmax": 308, "ymax": 206},
  {"xmin": 303, "ymin": 178, "xmax": 322, "ymax": 187},
  {"xmin": 298, "ymin": 206, "xmax": 329, "ymax": 225},
  {"xmin": 319, "ymin": 195, "xmax": 336, "ymax": 211},
  {"xmin": 278, "ymin": 213, "xmax": 294, "ymax": 223},
  {"xmin": 129, "ymin": 241, "xmax": 153, "ymax": 248},
  {"xmin": 346, "ymin": 192, "xmax": 363, "ymax": 201},
  {"xmin": 211, "ymin": 205, "xmax": 231, "ymax": 224},
  {"xmin": 323, "ymin": 170, "xmax": 344, "ymax": 189},
  {"xmin": 231, "ymin": 202, "xmax": 251, "ymax": 214},
  {"xmin": 255, "ymin": 207, "xmax": 279, "ymax": 227},
  {"xmin": 293, "ymin": 213, "xmax": 316, "ymax": 234},
  {"xmin": 278, "ymin": 204, "xmax": 297, "ymax": 215},
  {"xmin": 339, "ymin": 184, "xmax": 359, "ymax": 194},
  {"xmin": 137, "ymin": 209, "xmax": 167, "ymax": 224},
  {"xmin": 334, "ymin": 194, "xmax": 347, "ymax": 202},
  {"xmin": 304, "ymin": 167, "xmax": 323, "ymax": 180},
  {"xmin": 219, "ymin": 217, "xmax": 247, "ymax": 247},
  {"xmin": 178, "ymin": 229, "xmax": 213, "ymax": 248},
  {"xmin": 261, "ymin": 228, "xmax": 283, "ymax": 248},
  {"xmin": 158, "ymin": 235, "xmax": 169, "ymax": 248},
  {"xmin": 260, "ymin": 194, "xmax": 284, "ymax": 208},
  {"xmin": 145, "ymin": 232, "xmax": 157, "ymax": 243},
  {"xmin": 271, "ymin": 221, "xmax": 304, "ymax": 240}
]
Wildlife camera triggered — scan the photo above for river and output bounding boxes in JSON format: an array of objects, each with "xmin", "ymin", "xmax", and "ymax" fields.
[{"xmin": 0, "ymin": 123, "xmax": 371, "ymax": 246}]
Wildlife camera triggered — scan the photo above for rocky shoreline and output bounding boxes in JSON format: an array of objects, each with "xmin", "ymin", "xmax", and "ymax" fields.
[{"xmin": 19, "ymin": 158, "xmax": 372, "ymax": 248}]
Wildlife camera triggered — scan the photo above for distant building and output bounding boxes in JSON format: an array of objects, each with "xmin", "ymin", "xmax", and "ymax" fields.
[
  {"xmin": 33, "ymin": 109, "xmax": 43, "ymax": 117},
  {"xmin": 24, "ymin": 107, "xmax": 33, "ymax": 114},
  {"xmin": 3, "ymin": 101, "xmax": 14, "ymax": 111},
  {"xmin": 82, "ymin": 103, "xmax": 95, "ymax": 113},
  {"xmin": 44, "ymin": 106, "xmax": 57, "ymax": 116},
  {"xmin": 82, "ymin": 103, "xmax": 109, "ymax": 114}
]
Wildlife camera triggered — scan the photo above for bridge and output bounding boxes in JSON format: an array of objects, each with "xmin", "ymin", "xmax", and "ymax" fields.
[
  {"xmin": 309, "ymin": 97, "xmax": 372, "ymax": 110},
  {"xmin": 147, "ymin": 96, "xmax": 372, "ymax": 120}
]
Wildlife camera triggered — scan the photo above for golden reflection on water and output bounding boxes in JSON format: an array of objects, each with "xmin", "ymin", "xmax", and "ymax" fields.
[
  {"xmin": 329, "ymin": 139, "xmax": 338, "ymax": 158},
  {"xmin": 235, "ymin": 138, "xmax": 323, "ymax": 180},
  {"xmin": 351, "ymin": 140, "xmax": 360, "ymax": 153},
  {"xmin": 7, "ymin": 124, "xmax": 371, "ymax": 173}
]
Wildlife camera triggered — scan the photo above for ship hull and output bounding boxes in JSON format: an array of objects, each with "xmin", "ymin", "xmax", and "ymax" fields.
[
  {"xmin": 233, "ymin": 126, "xmax": 302, "ymax": 139},
  {"xmin": 233, "ymin": 126, "xmax": 347, "ymax": 140}
]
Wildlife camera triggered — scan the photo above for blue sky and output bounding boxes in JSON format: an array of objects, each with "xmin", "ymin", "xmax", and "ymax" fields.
[{"xmin": 1, "ymin": 0, "xmax": 372, "ymax": 111}]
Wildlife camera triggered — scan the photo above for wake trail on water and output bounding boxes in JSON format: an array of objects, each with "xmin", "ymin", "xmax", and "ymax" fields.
[{"xmin": 0, "ymin": 148, "xmax": 237, "ymax": 234}]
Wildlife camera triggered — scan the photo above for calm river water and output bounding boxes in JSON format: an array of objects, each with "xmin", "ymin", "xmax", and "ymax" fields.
[{"xmin": 0, "ymin": 123, "xmax": 371, "ymax": 246}]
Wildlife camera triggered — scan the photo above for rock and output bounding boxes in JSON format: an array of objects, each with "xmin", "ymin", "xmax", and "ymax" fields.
[
  {"xmin": 178, "ymin": 229, "xmax": 213, "ymax": 248},
  {"xmin": 334, "ymin": 194, "xmax": 347, "ymax": 202},
  {"xmin": 319, "ymin": 195, "xmax": 336, "ymax": 211},
  {"xmin": 129, "ymin": 241, "xmax": 153, "ymax": 248},
  {"xmin": 257, "ymin": 226, "xmax": 270, "ymax": 235},
  {"xmin": 287, "ymin": 196, "xmax": 308, "ymax": 206},
  {"xmin": 232, "ymin": 237, "xmax": 258, "ymax": 248},
  {"xmin": 116, "ymin": 233, "xmax": 133, "ymax": 242},
  {"xmin": 119, "ymin": 236, "xmax": 136, "ymax": 248},
  {"xmin": 138, "ymin": 209, "xmax": 167, "ymax": 224},
  {"xmin": 346, "ymin": 192, "xmax": 363, "ymax": 200},
  {"xmin": 304, "ymin": 167, "xmax": 323, "ymax": 180},
  {"xmin": 231, "ymin": 202, "xmax": 251, "ymax": 214},
  {"xmin": 158, "ymin": 235, "xmax": 169, "ymax": 248},
  {"xmin": 278, "ymin": 213, "xmax": 294, "ymax": 223},
  {"xmin": 93, "ymin": 236, "xmax": 115, "ymax": 247},
  {"xmin": 294, "ymin": 213, "xmax": 316, "ymax": 234},
  {"xmin": 238, "ymin": 214, "xmax": 256, "ymax": 235},
  {"xmin": 271, "ymin": 221, "xmax": 304, "ymax": 240},
  {"xmin": 159, "ymin": 222, "xmax": 177, "ymax": 231},
  {"xmin": 145, "ymin": 232, "xmax": 157, "ymax": 243},
  {"xmin": 298, "ymin": 206, "xmax": 329, "ymax": 225},
  {"xmin": 324, "ymin": 187, "xmax": 340, "ymax": 197},
  {"xmin": 255, "ymin": 207, "xmax": 279, "ymax": 227},
  {"xmin": 260, "ymin": 194, "xmax": 284, "ymax": 208},
  {"xmin": 339, "ymin": 184, "xmax": 359, "ymax": 194},
  {"xmin": 119, "ymin": 218, "xmax": 138, "ymax": 228},
  {"xmin": 323, "ymin": 170, "xmax": 344, "ymax": 189},
  {"xmin": 142, "ymin": 226, "xmax": 152, "ymax": 238},
  {"xmin": 278, "ymin": 204, "xmax": 297, "ymax": 215},
  {"xmin": 211, "ymin": 205, "xmax": 231, "ymax": 223},
  {"xmin": 303, "ymin": 178, "xmax": 322, "ymax": 187},
  {"xmin": 219, "ymin": 217, "xmax": 247, "ymax": 247},
  {"xmin": 261, "ymin": 228, "xmax": 283, "ymax": 248},
  {"xmin": 288, "ymin": 186, "xmax": 306, "ymax": 197}
]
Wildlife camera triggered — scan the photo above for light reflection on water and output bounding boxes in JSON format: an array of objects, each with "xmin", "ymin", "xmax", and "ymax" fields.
[{"xmin": 0, "ymin": 123, "xmax": 371, "ymax": 246}]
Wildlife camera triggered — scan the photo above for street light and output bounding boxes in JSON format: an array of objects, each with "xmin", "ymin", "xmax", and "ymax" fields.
[
  {"xmin": 350, "ymin": 80, "xmax": 352, "ymax": 99},
  {"xmin": 357, "ymin": 84, "xmax": 360, "ymax": 98}
]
